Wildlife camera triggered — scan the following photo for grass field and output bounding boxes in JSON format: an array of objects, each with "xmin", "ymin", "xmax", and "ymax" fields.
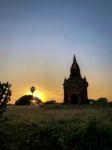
[{"xmin": 0, "ymin": 105, "xmax": 112, "ymax": 150}]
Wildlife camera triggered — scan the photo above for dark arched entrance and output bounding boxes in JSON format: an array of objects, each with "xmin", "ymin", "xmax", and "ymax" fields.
[{"xmin": 71, "ymin": 94, "xmax": 78, "ymax": 104}]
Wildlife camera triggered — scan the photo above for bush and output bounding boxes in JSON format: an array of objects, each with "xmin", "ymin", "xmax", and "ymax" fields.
[
  {"xmin": 0, "ymin": 82, "xmax": 11, "ymax": 118},
  {"xmin": 15, "ymin": 95, "xmax": 33, "ymax": 105},
  {"xmin": 0, "ymin": 118, "xmax": 112, "ymax": 150},
  {"xmin": 96, "ymin": 97, "xmax": 108, "ymax": 105}
]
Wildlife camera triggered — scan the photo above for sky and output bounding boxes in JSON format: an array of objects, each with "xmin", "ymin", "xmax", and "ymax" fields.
[{"xmin": 0, "ymin": 0, "xmax": 112, "ymax": 103}]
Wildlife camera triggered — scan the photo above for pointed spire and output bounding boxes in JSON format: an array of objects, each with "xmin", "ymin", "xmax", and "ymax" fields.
[
  {"xmin": 70, "ymin": 54, "xmax": 81, "ymax": 77},
  {"xmin": 73, "ymin": 54, "xmax": 77, "ymax": 63}
]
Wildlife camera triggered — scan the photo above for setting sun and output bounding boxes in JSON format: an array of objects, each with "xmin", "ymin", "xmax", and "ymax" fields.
[{"xmin": 26, "ymin": 90, "xmax": 46, "ymax": 102}]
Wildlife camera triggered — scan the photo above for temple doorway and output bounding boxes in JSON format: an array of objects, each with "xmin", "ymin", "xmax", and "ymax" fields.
[{"xmin": 71, "ymin": 94, "xmax": 78, "ymax": 104}]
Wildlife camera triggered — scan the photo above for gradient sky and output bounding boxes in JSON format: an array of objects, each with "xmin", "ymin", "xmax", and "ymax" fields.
[{"xmin": 0, "ymin": 0, "xmax": 112, "ymax": 103}]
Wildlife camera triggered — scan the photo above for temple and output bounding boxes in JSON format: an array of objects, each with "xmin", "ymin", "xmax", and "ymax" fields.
[{"xmin": 63, "ymin": 55, "xmax": 88, "ymax": 104}]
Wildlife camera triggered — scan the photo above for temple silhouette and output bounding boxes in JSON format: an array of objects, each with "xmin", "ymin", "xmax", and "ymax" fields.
[{"xmin": 63, "ymin": 55, "xmax": 88, "ymax": 104}]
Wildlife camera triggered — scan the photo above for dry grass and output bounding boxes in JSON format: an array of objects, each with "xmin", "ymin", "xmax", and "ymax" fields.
[
  {"xmin": 1, "ymin": 105, "xmax": 112, "ymax": 150},
  {"xmin": 4, "ymin": 104, "xmax": 112, "ymax": 125}
]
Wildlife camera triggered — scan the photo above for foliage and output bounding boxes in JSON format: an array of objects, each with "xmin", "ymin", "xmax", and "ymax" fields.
[
  {"xmin": 30, "ymin": 86, "xmax": 36, "ymax": 95},
  {"xmin": 96, "ymin": 97, "xmax": 108, "ymax": 105},
  {"xmin": 15, "ymin": 95, "xmax": 43, "ymax": 106},
  {"xmin": 108, "ymin": 102, "xmax": 112, "ymax": 106},
  {"xmin": 15, "ymin": 95, "xmax": 33, "ymax": 105},
  {"xmin": 44, "ymin": 100, "xmax": 56, "ymax": 105},
  {"xmin": 88, "ymin": 99, "xmax": 96, "ymax": 105},
  {"xmin": 89, "ymin": 97, "xmax": 109, "ymax": 105},
  {"xmin": 0, "ymin": 105, "xmax": 112, "ymax": 150},
  {"xmin": 0, "ymin": 82, "xmax": 11, "ymax": 118}
]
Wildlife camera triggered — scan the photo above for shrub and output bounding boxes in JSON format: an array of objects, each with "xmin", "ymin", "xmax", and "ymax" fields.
[{"xmin": 0, "ymin": 82, "xmax": 11, "ymax": 118}]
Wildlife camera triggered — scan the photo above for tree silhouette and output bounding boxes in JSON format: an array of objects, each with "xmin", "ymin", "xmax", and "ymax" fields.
[
  {"xmin": 15, "ymin": 95, "xmax": 32, "ymax": 105},
  {"xmin": 30, "ymin": 86, "xmax": 36, "ymax": 97},
  {"xmin": 0, "ymin": 82, "xmax": 11, "ymax": 118},
  {"xmin": 15, "ymin": 95, "xmax": 43, "ymax": 106},
  {"xmin": 96, "ymin": 97, "xmax": 108, "ymax": 105}
]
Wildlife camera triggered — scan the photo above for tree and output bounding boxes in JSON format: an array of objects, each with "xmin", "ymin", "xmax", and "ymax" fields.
[
  {"xmin": 0, "ymin": 82, "xmax": 11, "ymax": 118},
  {"xmin": 96, "ymin": 97, "xmax": 108, "ymax": 105},
  {"xmin": 30, "ymin": 86, "xmax": 36, "ymax": 97},
  {"xmin": 15, "ymin": 95, "xmax": 43, "ymax": 106},
  {"xmin": 44, "ymin": 100, "xmax": 56, "ymax": 105},
  {"xmin": 15, "ymin": 95, "xmax": 33, "ymax": 105}
]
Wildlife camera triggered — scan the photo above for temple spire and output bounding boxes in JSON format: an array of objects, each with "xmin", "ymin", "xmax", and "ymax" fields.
[
  {"xmin": 73, "ymin": 54, "xmax": 77, "ymax": 63},
  {"xmin": 70, "ymin": 54, "xmax": 81, "ymax": 77}
]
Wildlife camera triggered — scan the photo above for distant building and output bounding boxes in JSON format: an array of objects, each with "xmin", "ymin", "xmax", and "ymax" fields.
[{"xmin": 63, "ymin": 55, "xmax": 88, "ymax": 104}]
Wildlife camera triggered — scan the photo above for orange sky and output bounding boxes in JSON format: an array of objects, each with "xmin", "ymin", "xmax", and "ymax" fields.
[
  {"xmin": 7, "ymin": 55, "xmax": 112, "ymax": 104},
  {"xmin": 0, "ymin": 0, "xmax": 112, "ymax": 103}
]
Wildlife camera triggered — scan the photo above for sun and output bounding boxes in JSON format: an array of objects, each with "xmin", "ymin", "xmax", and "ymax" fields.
[
  {"xmin": 26, "ymin": 90, "xmax": 46, "ymax": 102},
  {"xmin": 33, "ymin": 91, "xmax": 45, "ymax": 101}
]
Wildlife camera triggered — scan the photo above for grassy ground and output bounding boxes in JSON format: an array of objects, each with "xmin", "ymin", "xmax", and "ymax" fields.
[{"xmin": 0, "ymin": 105, "xmax": 112, "ymax": 150}]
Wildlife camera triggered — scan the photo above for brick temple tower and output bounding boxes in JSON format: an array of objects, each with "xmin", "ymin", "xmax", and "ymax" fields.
[{"xmin": 63, "ymin": 55, "xmax": 88, "ymax": 104}]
